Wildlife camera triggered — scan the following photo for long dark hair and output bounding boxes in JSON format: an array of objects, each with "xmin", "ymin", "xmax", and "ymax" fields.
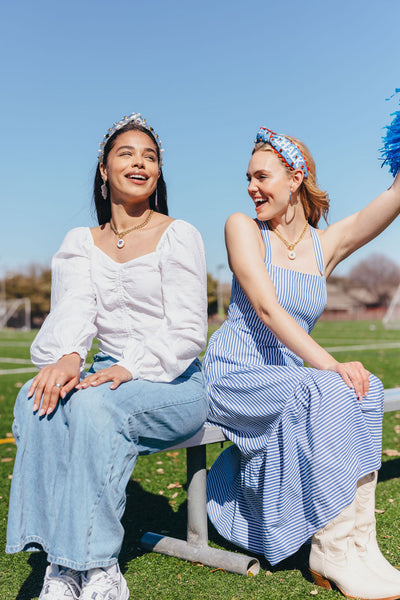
[{"xmin": 93, "ymin": 123, "xmax": 168, "ymax": 225}]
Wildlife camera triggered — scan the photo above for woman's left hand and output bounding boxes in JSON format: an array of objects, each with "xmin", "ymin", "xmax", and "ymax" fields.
[
  {"xmin": 75, "ymin": 365, "xmax": 133, "ymax": 390},
  {"xmin": 331, "ymin": 360, "xmax": 370, "ymax": 402}
]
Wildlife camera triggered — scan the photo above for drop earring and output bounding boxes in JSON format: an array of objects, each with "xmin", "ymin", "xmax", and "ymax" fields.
[
  {"xmin": 101, "ymin": 181, "xmax": 108, "ymax": 200},
  {"xmin": 289, "ymin": 190, "xmax": 294, "ymax": 206},
  {"xmin": 154, "ymin": 189, "xmax": 158, "ymax": 209}
]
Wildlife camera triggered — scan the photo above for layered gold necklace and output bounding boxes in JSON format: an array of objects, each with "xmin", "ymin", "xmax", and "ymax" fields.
[
  {"xmin": 268, "ymin": 221, "xmax": 308, "ymax": 260},
  {"xmin": 110, "ymin": 210, "xmax": 154, "ymax": 249}
]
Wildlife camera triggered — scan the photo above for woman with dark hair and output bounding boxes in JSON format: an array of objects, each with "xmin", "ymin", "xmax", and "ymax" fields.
[
  {"xmin": 6, "ymin": 113, "xmax": 208, "ymax": 600},
  {"xmin": 203, "ymin": 127, "xmax": 400, "ymax": 599},
  {"xmin": 93, "ymin": 118, "xmax": 168, "ymax": 223}
]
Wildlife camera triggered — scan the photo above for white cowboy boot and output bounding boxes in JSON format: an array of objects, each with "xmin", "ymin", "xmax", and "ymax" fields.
[
  {"xmin": 309, "ymin": 493, "xmax": 400, "ymax": 600},
  {"xmin": 354, "ymin": 471, "xmax": 400, "ymax": 583}
]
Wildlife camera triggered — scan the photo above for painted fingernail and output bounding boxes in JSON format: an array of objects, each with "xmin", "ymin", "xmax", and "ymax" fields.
[
  {"xmin": 33, "ymin": 404, "xmax": 38, "ymax": 412},
  {"xmin": 39, "ymin": 408, "xmax": 46, "ymax": 416}
]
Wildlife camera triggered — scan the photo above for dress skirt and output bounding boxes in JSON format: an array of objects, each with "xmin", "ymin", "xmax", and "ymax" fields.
[{"xmin": 204, "ymin": 357, "xmax": 383, "ymax": 565}]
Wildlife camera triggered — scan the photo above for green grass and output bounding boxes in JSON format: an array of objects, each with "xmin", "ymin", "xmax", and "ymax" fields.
[
  {"xmin": 311, "ymin": 320, "xmax": 400, "ymax": 389},
  {"xmin": 0, "ymin": 322, "xmax": 399, "ymax": 599}
]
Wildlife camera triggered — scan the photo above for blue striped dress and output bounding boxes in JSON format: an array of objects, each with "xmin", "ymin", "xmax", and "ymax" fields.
[{"xmin": 203, "ymin": 221, "xmax": 384, "ymax": 565}]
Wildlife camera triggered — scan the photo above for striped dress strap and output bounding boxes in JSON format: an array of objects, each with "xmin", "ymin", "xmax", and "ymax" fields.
[
  {"xmin": 256, "ymin": 220, "xmax": 272, "ymax": 263},
  {"xmin": 309, "ymin": 226, "xmax": 325, "ymax": 275},
  {"xmin": 258, "ymin": 220, "xmax": 324, "ymax": 273}
]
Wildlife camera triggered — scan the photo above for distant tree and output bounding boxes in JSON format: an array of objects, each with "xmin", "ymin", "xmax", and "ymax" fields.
[
  {"xmin": 349, "ymin": 254, "xmax": 400, "ymax": 306},
  {"xmin": 3, "ymin": 264, "xmax": 51, "ymax": 325},
  {"xmin": 3, "ymin": 267, "xmax": 229, "ymax": 323},
  {"xmin": 207, "ymin": 272, "xmax": 218, "ymax": 316}
]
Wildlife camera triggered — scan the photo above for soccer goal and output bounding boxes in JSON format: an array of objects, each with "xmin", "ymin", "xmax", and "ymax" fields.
[
  {"xmin": 0, "ymin": 298, "xmax": 31, "ymax": 330},
  {"xmin": 383, "ymin": 284, "xmax": 400, "ymax": 329}
]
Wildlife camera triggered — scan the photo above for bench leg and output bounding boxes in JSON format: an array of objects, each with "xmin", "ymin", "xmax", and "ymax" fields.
[
  {"xmin": 186, "ymin": 444, "xmax": 208, "ymax": 546},
  {"xmin": 140, "ymin": 445, "xmax": 260, "ymax": 576}
]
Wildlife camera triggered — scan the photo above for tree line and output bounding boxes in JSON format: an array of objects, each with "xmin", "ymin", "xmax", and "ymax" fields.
[
  {"xmin": 1, "ymin": 253, "xmax": 400, "ymax": 326},
  {"xmin": 2, "ymin": 267, "xmax": 225, "ymax": 326}
]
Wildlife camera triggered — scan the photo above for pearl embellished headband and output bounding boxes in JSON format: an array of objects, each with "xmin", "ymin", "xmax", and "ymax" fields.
[
  {"xmin": 255, "ymin": 127, "xmax": 309, "ymax": 178},
  {"xmin": 98, "ymin": 112, "xmax": 164, "ymax": 165}
]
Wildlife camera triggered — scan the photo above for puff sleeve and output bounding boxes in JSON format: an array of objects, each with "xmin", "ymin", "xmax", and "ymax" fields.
[
  {"xmin": 117, "ymin": 221, "xmax": 208, "ymax": 382},
  {"xmin": 30, "ymin": 228, "xmax": 98, "ymax": 369}
]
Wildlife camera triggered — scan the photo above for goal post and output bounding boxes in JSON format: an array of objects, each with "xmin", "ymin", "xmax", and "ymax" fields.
[
  {"xmin": 0, "ymin": 298, "xmax": 31, "ymax": 330},
  {"xmin": 383, "ymin": 284, "xmax": 400, "ymax": 329}
]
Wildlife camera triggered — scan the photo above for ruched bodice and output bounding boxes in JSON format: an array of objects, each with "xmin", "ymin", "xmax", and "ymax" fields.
[{"xmin": 30, "ymin": 220, "xmax": 208, "ymax": 382}]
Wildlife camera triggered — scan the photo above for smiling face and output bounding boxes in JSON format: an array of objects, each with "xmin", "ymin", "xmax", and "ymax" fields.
[
  {"xmin": 100, "ymin": 130, "xmax": 160, "ymax": 206},
  {"xmin": 247, "ymin": 150, "xmax": 295, "ymax": 222}
]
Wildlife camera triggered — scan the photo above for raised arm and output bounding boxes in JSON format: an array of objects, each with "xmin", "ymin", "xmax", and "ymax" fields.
[
  {"xmin": 321, "ymin": 170, "xmax": 400, "ymax": 276},
  {"xmin": 226, "ymin": 212, "xmax": 369, "ymax": 399}
]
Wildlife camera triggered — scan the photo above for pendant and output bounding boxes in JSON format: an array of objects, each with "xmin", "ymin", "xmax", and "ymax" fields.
[
  {"xmin": 288, "ymin": 250, "xmax": 296, "ymax": 260},
  {"xmin": 117, "ymin": 238, "xmax": 125, "ymax": 249}
]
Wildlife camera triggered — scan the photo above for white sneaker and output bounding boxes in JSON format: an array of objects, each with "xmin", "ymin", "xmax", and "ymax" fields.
[
  {"xmin": 81, "ymin": 565, "xmax": 129, "ymax": 600},
  {"xmin": 39, "ymin": 564, "xmax": 81, "ymax": 599}
]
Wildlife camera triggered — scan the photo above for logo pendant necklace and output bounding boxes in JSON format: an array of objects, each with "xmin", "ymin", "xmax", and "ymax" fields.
[
  {"xmin": 269, "ymin": 220, "xmax": 308, "ymax": 260},
  {"xmin": 110, "ymin": 210, "xmax": 154, "ymax": 248}
]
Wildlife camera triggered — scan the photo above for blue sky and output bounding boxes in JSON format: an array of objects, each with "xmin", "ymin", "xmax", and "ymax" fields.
[{"xmin": 1, "ymin": 0, "xmax": 399, "ymax": 283}]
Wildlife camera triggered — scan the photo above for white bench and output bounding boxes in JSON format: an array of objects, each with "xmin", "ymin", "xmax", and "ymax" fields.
[
  {"xmin": 383, "ymin": 388, "xmax": 400, "ymax": 413},
  {"xmin": 141, "ymin": 388, "xmax": 400, "ymax": 576},
  {"xmin": 141, "ymin": 422, "xmax": 260, "ymax": 576}
]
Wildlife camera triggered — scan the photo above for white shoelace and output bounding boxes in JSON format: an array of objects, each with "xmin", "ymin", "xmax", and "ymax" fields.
[
  {"xmin": 81, "ymin": 568, "xmax": 124, "ymax": 600},
  {"xmin": 40, "ymin": 566, "xmax": 81, "ymax": 599}
]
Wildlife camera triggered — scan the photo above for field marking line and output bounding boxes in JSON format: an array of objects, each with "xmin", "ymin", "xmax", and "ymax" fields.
[
  {"xmin": 0, "ymin": 357, "xmax": 34, "ymax": 364},
  {"xmin": 325, "ymin": 342, "xmax": 400, "ymax": 352},
  {"xmin": 0, "ymin": 367, "xmax": 38, "ymax": 375},
  {"xmin": 0, "ymin": 363, "xmax": 90, "ymax": 376},
  {"xmin": 317, "ymin": 338, "xmax": 399, "ymax": 344},
  {"xmin": 0, "ymin": 341, "xmax": 31, "ymax": 347}
]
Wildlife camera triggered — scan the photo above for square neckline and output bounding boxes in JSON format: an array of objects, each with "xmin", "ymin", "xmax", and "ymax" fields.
[
  {"xmin": 257, "ymin": 220, "xmax": 325, "ymax": 278},
  {"xmin": 87, "ymin": 219, "xmax": 177, "ymax": 266}
]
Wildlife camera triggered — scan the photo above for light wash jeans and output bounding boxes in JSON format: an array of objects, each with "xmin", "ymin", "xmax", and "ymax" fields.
[{"xmin": 6, "ymin": 354, "xmax": 208, "ymax": 570}]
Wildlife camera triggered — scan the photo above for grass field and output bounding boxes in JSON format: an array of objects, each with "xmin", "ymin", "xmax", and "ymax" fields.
[{"xmin": 0, "ymin": 321, "xmax": 399, "ymax": 599}]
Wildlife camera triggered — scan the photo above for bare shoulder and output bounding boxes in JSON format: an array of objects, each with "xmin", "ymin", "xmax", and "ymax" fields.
[
  {"xmin": 314, "ymin": 218, "xmax": 355, "ymax": 274},
  {"xmin": 225, "ymin": 212, "xmax": 259, "ymax": 235},
  {"xmin": 152, "ymin": 213, "xmax": 174, "ymax": 235},
  {"xmin": 225, "ymin": 213, "xmax": 264, "ymax": 260},
  {"xmin": 90, "ymin": 224, "xmax": 107, "ymax": 243},
  {"xmin": 312, "ymin": 226, "xmax": 327, "ymax": 247},
  {"xmin": 154, "ymin": 213, "xmax": 174, "ymax": 226}
]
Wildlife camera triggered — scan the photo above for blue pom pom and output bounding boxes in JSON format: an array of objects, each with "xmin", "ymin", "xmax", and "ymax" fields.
[{"xmin": 381, "ymin": 88, "xmax": 400, "ymax": 177}]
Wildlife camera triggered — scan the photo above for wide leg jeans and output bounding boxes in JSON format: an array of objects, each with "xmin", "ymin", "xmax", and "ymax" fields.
[{"xmin": 6, "ymin": 355, "xmax": 208, "ymax": 570}]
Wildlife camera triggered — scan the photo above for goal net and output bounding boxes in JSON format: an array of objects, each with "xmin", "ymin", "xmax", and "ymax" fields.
[
  {"xmin": 383, "ymin": 284, "xmax": 400, "ymax": 329},
  {"xmin": 0, "ymin": 298, "xmax": 31, "ymax": 330}
]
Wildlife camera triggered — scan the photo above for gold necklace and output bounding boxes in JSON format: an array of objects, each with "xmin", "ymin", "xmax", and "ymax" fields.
[
  {"xmin": 110, "ymin": 210, "xmax": 154, "ymax": 249},
  {"xmin": 269, "ymin": 220, "xmax": 308, "ymax": 260}
]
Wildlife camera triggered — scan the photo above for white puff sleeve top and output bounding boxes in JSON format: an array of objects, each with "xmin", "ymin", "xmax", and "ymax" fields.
[{"xmin": 30, "ymin": 220, "xmax": 208, "ymax": 383}]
